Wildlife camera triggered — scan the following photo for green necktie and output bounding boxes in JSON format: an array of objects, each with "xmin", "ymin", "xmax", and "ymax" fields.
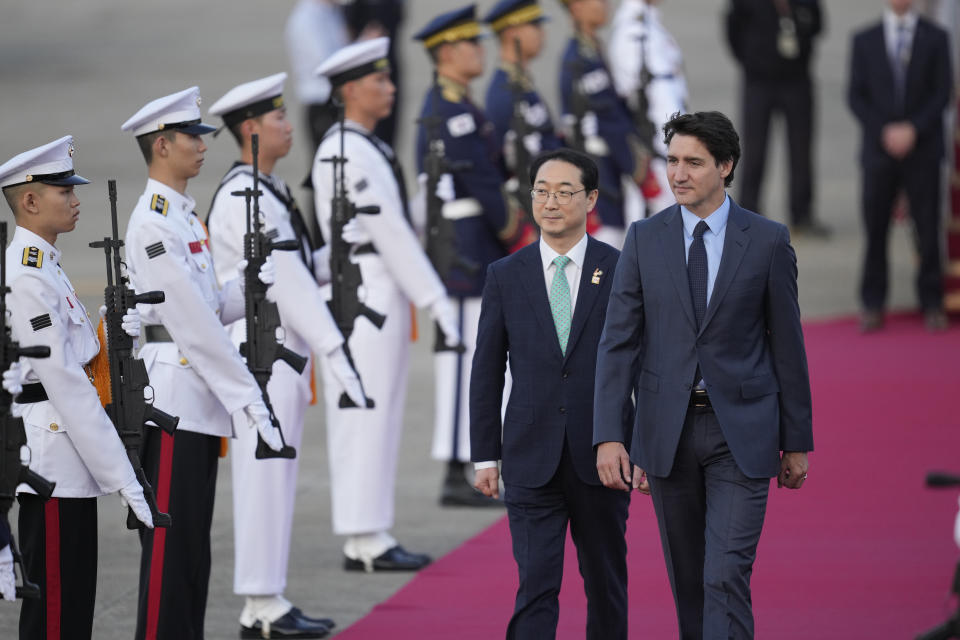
[{"xmin": 550, "ymin": 255, "xmax": 573, "ymax": 355}]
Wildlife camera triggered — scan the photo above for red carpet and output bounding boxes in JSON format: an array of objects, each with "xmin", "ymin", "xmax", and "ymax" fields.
[{"xmin": 339, "ymin": 314, "xmax": 960, "ymax": 639}]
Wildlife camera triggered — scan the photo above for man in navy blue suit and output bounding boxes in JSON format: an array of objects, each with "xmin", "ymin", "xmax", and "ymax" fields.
[
  {"xmin": 594, "ymin": 111, "xmax": 814, "ymax": 639},
  {"xmin": 471, "ymin": 148, "xmax": 630, "ymax": 639},
  {"xmin": 848, "ymin": 0, "xmax": 952, "ymax": 333}
]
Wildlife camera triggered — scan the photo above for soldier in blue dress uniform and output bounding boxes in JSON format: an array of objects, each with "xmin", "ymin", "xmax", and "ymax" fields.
[
  {"xmin": 414, "ymin": 4, "xmax": 534, "ymax": 507},
  {"xmin": 558, "ymin": 0, "xmax": 650, "ymax": 249}
]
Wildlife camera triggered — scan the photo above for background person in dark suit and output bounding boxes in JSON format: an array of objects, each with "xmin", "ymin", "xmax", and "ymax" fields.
[
  {"xmin": 471, "ymin": 148, "xmax": 630, "ymax": 639},
  {"xmin": 726, "ymin": 0, "xmax": 828, "ymax": 238},
  {"xmin": 847, "ymin": 0, "xmax": 952, "ymax": 333},
  {"xmin": 594, "ymin": 111, "xmax": 814, "ymax": 639}
]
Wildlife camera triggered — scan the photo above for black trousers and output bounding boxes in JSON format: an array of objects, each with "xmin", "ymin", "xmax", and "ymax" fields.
[
  {"xmin": 135, "ymin": 429, "xmax": 220, "ymax": 640},
  {"xmin": 859, "ymin": 156, "xmax": 943, "ymax": 311},
  {"xmin": 18, "ymin": 494, "xmax": 98, "ymax": 640},
  {"xmin": 738, "ymin": 75, "xmax": 814, "ymax": 226},
  {"xmin": 504, "ymin": 440, "xmax": 630, "ymax": 640},
  {"xmin": 648, "ymin": 407, "xmax": 769, "ymax": 640}
]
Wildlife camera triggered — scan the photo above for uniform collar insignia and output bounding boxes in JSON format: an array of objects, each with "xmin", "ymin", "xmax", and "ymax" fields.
[{"xmin": 438, "ymin": 75, "xmax": 470, "ymax": 103}]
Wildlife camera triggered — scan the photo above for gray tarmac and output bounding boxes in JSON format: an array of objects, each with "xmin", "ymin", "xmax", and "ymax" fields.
[{"xmin": 0, "ymin": 0, "xmax": 932, "ymax": 637}]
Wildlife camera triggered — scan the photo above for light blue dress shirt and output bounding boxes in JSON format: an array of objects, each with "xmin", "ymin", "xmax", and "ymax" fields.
[{"xmin": 681, "ymin": 194, "xmax": 730, "ymax": 306}]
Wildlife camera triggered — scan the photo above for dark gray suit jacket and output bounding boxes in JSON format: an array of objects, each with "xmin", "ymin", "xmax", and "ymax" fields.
[{"xmin": 594, "ymin": 201, "xmax": 813, "ymax": 478}]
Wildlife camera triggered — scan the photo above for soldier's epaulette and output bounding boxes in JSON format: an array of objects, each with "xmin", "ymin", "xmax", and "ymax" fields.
[
  {"xmin": 150, "ymin": 194, "xmax": 169, "ymax": 216},
  {"xmin": 21, "ymin": 247, "xmax": 43, "ymax": 268},
  {"xmin": 442, "ymin": 86, "xmax": 463, "ymax": 103}
]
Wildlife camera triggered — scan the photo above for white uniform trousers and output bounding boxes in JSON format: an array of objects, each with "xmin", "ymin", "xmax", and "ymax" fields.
[
  {"xmin": 432, "ymin": 295, "xmax": 513, "ymax": 464},
  {"xmin": 231, "ymin": 363, "xmax": 309, "ymax": 595},
  {"xmin": 321, "ymin": 257, "xmax": 410, "ymax": 536}
]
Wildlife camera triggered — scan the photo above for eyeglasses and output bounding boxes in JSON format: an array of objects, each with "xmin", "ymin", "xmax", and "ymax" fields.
[{"xmin": 530, "ymin": 188, "xmax": 586, "ymax": 205}]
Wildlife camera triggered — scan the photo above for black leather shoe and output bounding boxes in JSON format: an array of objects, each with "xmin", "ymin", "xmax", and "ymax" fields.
[
  {"xmin": 240, "ymin": 607, "xmax": 331, "ymax": 638},
  {"xmin": 343, "ymin": 545, "xmax": 432, "ymax": 572},
  {"xmin": 288, "ymin": 607, "xmax": 334, "ymax": 631},
  {"xmin": 440, "ymin": 473, "xmax": 504, "ymax": 507}
]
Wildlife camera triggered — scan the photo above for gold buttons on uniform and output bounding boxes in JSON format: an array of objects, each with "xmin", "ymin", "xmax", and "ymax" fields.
[
  {"xmin": 179, "ymin": 357, "xmax": 189, "ymax": 365},
  {"xmin": 49, "ymin": 423, "xmax": 59, "ymax": 431}
]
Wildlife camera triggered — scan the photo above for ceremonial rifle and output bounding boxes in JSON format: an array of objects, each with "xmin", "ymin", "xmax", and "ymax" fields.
[
  {"xmin": 233, "ymin": 134, "xmax": 306, "ymax": 458},
  {"xmin": 0, "ymin": 221, "xmax": 54, "ymax": 598},
  {"xmin": 417, "ymin": 72, "xmax": 477, "ymax": 354},
  {"xmin": 90, "ymin": 180, "xmax": 179, "ymax": 529},
  {"xmin": 321, "ymin": 104, "xmax": 383, "ymax": 407},
  {"xmin": 507, "ymin": 38, "xmax": 535, "ymax": 224}
]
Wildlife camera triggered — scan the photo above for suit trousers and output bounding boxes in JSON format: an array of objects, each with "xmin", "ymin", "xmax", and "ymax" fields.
[
  {"xmin": 859, "ymin": 156, "xmax": 943, "ymax": 311},
  {"xmin": 504, "ymin": 441, "xmax": 630, "ymax": 640},
  {"xmin": 738, "ymin": 75, "xmax": 814, "ymax": 226},
  {"xmin": 649, "ymin": 407, "xmax": 769, "ymax": 640},
  {"xmin": 136, "ymin": 428, "xmax": 220, "ymax": 640},
  {"xmin": 18, "ymin": 495, "xmax": 97, "ymax": 640}
]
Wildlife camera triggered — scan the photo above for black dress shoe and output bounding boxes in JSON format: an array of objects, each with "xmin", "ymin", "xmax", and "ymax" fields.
[
  {"xmin": 440, "ymin": 474, "xmax": 505, "ymax": 507},
  {"xmin": 240, "ymin": 607, "xmax": 331, "ymax": 638},
  {"xmin": 343, "ymin": 545, "xmax": 432, "ymax": 572},
  {"xmin": 288, "ymin": 607, "xmax": 334, "ymax": 631}
]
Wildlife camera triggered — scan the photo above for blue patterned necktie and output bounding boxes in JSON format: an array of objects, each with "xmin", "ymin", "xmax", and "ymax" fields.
[
  {"xmin": 893, "ymin": 20, "xmax": 909, "ymax": 109},
  {"xmin": 688, "ymin": 220, "xmax": 709, "ymax": 329},
  {"xmin": 550, "ymin": 255, "xmax": 573, "ymax": 355}
]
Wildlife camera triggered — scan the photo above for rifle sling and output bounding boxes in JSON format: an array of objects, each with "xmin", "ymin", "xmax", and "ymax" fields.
[{"xmin": 143, "ymin": 325, "xmax": 174, "ymax": 343}]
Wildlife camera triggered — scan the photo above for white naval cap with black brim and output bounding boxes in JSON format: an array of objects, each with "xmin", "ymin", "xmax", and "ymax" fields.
[
  {"xmin": 0, "ymin": 135, "xmax": 90, "ymax": 189},
  {"xmin": 121, "ymin": 86, "xmax": 217, "ymax": 137}
]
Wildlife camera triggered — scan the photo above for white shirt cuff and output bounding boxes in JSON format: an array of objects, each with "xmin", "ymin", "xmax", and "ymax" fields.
[{"xmin": 474, "ymin": 460, "xmax": 498, "ymax": 471}]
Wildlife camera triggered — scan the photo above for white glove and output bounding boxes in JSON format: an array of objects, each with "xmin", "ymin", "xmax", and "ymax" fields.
[
  {"xmin": 326, "ymin": 346, "xmax": 368, "ymax": 408},
  {"xmin": 0, "ymin": 545, "xmax": 13, "ymax": 601},
  {"xmin": 119, "ymin": 478, "xmax": 154, "ymax": 529},
  {"xmin": 502, "ymin": 130, "xmax": 518, "ymax": 171},
  {"xmin": 522, "ymin": 131, "xmax": 543, "ymax": 156},
  {"xmin": 312, "ymin": 245, "xmax": 332, "ymax": 283},
  {"xmin": 581, "ymin": 111, "xmax": 599, "ymax": 138},
  {"xmin": 436, "ymin": 174, "xmax": 456, "ymax": 203},
  {"xmin": 244, "ymin": 400, "xmax": 283, "ymax": 452},
  {"xmin": 341, "ymin": 217, "xmax": 365, "ymax": 244},
  {"xmin": 121, "ymin": 308, "xmax": 140, "ymax": 338},
  {"xmin": 954, "ymin": 496, "xmax": 960, "ymax": 550},
  {"xmin": 2, "ymin": 361, "xmax": 23, "ymax": 397},
  {"xmin": 430, "ymin": 298, "xmax": 461, "ymax": 349},
  {"xmin": 258, "ymin": 255, "xmax": 276, "ymax": 286}
]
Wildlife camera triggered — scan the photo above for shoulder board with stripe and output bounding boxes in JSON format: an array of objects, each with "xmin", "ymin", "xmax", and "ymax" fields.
[
  {"xmin": 21, "ymin": 247, "xmax": 43, "ymax": 268},
  {"xmin": 150, "ymin": 194, "xmax": 169, "ymax": 216}
]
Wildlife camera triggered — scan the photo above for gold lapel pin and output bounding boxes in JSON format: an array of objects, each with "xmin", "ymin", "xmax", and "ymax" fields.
[{"xmin": 591, "ymin": 268, "xmax": 602, "ymax": 285}]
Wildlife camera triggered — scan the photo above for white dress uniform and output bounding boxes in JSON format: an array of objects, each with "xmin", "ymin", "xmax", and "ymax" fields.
[
  {"xmin": 312, "ymin": 119, "xmax": 447, "ymax": 537},
  {"xmin": 207, "ymin": 165, "xmax": 342, "ymax": 595},
  {"xmin": 6, "ymin": 226, "xmax": 135, "ymax": 497},
  {"xmin": 607, "ymin": 0, "xmax": 687, "ymax": 214},
  {"xmin": 126, "ymin": 178, "xmax": 262, "ymax": 432}
]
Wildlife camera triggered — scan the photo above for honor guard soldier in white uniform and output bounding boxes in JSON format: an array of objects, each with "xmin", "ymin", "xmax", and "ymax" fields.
[
  {"xmin": 0, "ymin": 136, "xmax": 154, "ymax": 639},
  {"xmin": 207, "ymin": 72, "xmax": 366, "ymax": 638},
  {"xmin": 313, "ymin": 37, "xmax": 461, "ymax": 571},
  {"xmin": 120, "ymin": 87, "xmax": 285, "ymax": 640},
  {"xmin": 608, "ymin": 0, "xmax": 687, "ymax": 214},
  {"xmin": 414, "ymin": 5, "xmax": 536, "ymax": 508}
]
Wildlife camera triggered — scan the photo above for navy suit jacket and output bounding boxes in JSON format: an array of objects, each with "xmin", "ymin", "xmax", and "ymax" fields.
[
  {"xmin": 470, "ymin": 236, "xmax": 627, "ymax": 488},
  {"xmin": 594, "ymin": 201, "xmax": 813, "ymax": 479},
  {"xmin": 847, "ymin": 17, "xmax": 951, "ymax": 168}
]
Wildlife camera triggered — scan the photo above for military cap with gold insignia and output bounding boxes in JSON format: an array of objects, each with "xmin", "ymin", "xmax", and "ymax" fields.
[
  {"xmin": 413, "ymin": 5, "xmax": 485, "ymax": 50},
  {"xmin": 121, "ymin": 86, "xmax": 217, "ymax": 137},
  {"xmin": 0, "ymin": 135, "xmax": 90, "ymax": 189},
  {"xmin": 208, "ymin": 72, "xmax": 288, "ymax": 130},
  {"xmin": 315, "ymin": 37, "xmax": 391, "ymax": 88},
  {"xmin": 483, "ymin": 0, "xmax": 549, "ymax": 33}
]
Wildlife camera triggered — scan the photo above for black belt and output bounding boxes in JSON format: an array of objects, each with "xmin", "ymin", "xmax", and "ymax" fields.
[
  {"xmin": 353, "ymin": 243, "xmax": 378, "ymax": 256},
  {"xmin": 16, "ymin": 383, "xmax": 48, "ymax": 404},
  {"xmin": 689, "ymin": 388, "xmax": 712, "ymax": 409},
  {"xmin": 143, "ymin": 325, "xmax": 174, "ymax": 343}
]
